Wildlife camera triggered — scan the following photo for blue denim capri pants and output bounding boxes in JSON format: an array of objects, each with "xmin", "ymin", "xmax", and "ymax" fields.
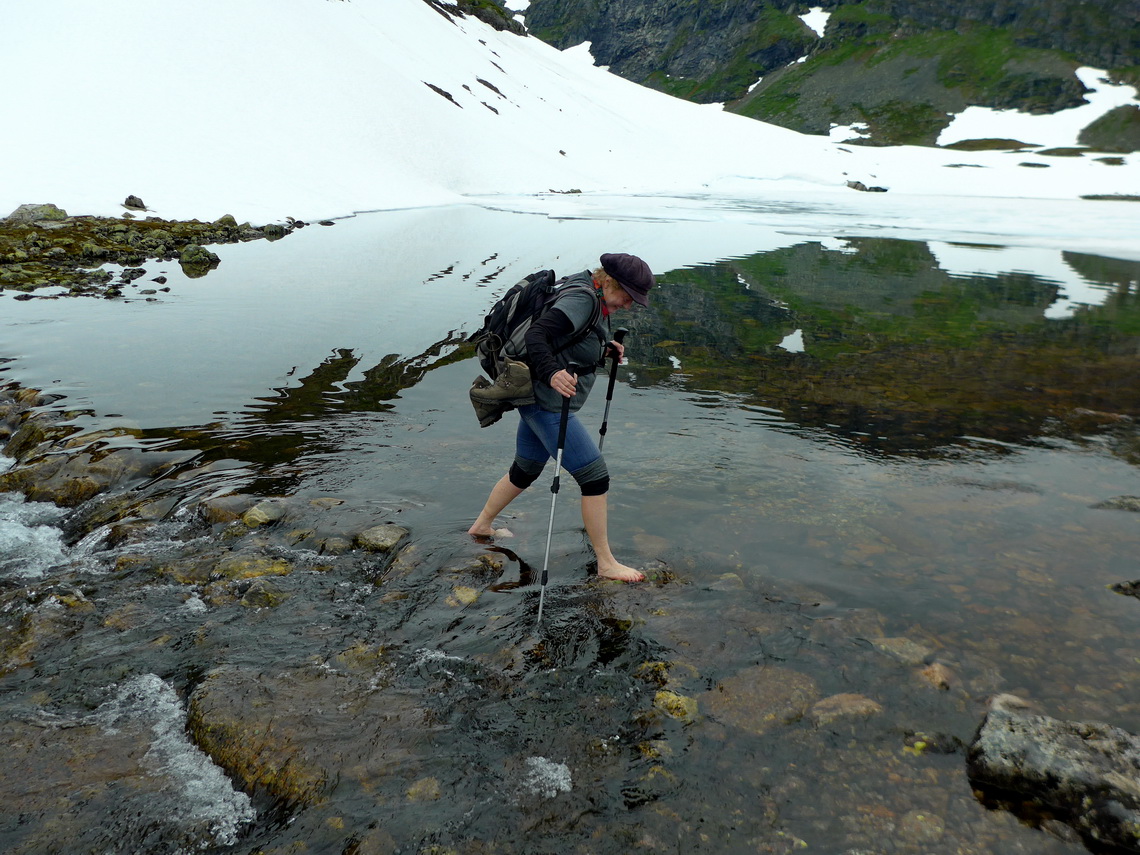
[{"xmin": 511, "ymin": 403, "xmax": 610, "ymax": 494}]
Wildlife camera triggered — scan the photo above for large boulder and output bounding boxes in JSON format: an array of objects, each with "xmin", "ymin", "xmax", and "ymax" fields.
[
  {"xmin": 5, "ymin": 203, "xmax": 68, "ymax": 223},
  {"xmin": 967, "ymin": 694, "xmax": 1140, "ymax": 852}
]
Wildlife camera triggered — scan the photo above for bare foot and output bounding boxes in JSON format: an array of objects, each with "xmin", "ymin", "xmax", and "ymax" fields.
[
  {"xmin": 467, "ymin": 524, "xmax": 514, "ymax": 539},
  {"xmin": 597, "ymin": 562, "xmax": 646, "ymax": 583}
]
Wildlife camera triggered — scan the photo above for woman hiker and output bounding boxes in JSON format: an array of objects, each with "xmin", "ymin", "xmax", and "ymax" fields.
[{"xmin": 467, "ymin": 253, "xmax": 655, "ymax": 583}]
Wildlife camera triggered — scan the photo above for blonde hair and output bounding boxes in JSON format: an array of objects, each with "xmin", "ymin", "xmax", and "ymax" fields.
[{"xmin": 592, "ymin": 267, "xmax": 618, "ymax": 289}]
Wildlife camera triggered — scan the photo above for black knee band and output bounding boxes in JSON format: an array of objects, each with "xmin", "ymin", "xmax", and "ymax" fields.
[
  {"xmin": 571, "ymin": 456, "xmax": 610, "ymax": 496},
  {"xmin": 509, "ymin": 457, "xmax": 545, "ymax": 489},
  {"xmin": 578, "ymin": 476, "xmax": 610, "ymax": 496}
]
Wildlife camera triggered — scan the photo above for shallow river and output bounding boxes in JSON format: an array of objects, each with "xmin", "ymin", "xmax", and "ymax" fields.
[{"xmin": 2, "ymin": 200, "xmax": 1140, "ymax": 854}]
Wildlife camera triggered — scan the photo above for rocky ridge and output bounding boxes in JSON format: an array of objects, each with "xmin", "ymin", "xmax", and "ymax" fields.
[{"xmin": 520, "ymin": 0, "xmax": 1140, "ymax": 147}]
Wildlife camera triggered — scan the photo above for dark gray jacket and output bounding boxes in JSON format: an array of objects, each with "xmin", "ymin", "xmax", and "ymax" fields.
[{"xmin": 524, "ymin": 271, "xmax": 607, "ymax": 413}]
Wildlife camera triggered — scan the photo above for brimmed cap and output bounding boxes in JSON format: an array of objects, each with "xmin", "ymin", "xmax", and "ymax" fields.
[{"xmin": 601, "ymin": 252, "xmax": 654, "ymax": 307}]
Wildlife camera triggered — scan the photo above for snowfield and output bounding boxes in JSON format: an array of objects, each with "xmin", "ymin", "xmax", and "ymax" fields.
[{"xmin": 0, "ymin": 0, "xmax": 1136, "ymax": 257}]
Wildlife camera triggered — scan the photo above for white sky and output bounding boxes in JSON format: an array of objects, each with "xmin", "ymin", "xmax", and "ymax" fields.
[{"xmin": 0, "ymin": 0, "xmax": 1136, "ymax": 258}]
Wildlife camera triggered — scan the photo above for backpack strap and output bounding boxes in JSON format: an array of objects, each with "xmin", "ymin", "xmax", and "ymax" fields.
[{"xmin": 547, "ymin": 282, "xmax": 603, "ymax": 356}]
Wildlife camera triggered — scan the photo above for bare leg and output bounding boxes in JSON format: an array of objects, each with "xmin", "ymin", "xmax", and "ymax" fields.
[
  {"xmin": 468, "ymin": 473, "xmax": 524, "ymax": 537},
  {"xmin": 581, "ymin": 493, "xmax": 645, "ymax": 582}
]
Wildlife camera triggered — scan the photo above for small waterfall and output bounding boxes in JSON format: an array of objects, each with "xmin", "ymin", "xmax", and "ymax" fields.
[{"xmin": 0, "ymin": 455, "xmax": 69, "ymax": 580}]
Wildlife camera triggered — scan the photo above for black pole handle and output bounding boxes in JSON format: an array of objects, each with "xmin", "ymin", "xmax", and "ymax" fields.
[
  {"xmin": 599, "ymin": 332, "xmax": 628, "ymax": 448},
  {"xmin": 607, "ymin": 328, "xmax": 629, "ymax": 379},
  {"xmin": 556, "ymin": 362, "xmax": 578, "ymax": 452}
]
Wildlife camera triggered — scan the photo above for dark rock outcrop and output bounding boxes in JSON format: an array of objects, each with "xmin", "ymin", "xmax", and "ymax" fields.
[
  {"xmin": 968, "ymin": 694, "xmax": 1140, "ymax": 852},
  {"xmin": 523, "ymin": 0, "xmax": 1138, "ymax": 145}
]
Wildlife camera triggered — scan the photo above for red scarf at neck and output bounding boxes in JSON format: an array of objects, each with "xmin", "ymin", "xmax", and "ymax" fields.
[{"xmin": 593, "ymin": 278, "xmax": 611, "ymax": 316}]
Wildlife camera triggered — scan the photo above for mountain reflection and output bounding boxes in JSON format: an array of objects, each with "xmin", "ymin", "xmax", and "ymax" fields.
[
  {"xmin": 139, "ymin": 237, "xmax": 1139, "ymax": 478},
  {"xmin": 622, "ymin": 238, "xmax": 1140, "ymax": 457}
]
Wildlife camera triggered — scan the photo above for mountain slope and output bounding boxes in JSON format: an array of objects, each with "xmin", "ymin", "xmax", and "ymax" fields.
[
  {"xmin": 0, "ymin": 0, "xmax": 1134, "ymax": 226},
  {"xmin": 522, "ymin": 0, "xmax": 1140, "ymax": 147}
]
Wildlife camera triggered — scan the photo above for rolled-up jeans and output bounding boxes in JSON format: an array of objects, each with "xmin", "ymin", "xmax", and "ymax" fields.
[{"xmin": 514, "ymin": 403, "xmax": 608, "ymax": 491}]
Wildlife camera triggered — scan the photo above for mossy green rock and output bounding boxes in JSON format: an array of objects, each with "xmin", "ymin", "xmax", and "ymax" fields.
[
  {"xmin": 654, "ymin": 690, "xmax": 699, "ymax": 722},
  {"xmin": 5, "ymin": 203, "xmax": 68, "ymax": 223},
  {"xmin": 355, "ymin": 524, "xmax": 409, "ymax": 553},
  {"xmin": 179, "ymin": 243, "xmax": 220, "ymax": 265},
  {"xmin": 213, "ymin": 555, "xmax": 293, "ymax": 580}
]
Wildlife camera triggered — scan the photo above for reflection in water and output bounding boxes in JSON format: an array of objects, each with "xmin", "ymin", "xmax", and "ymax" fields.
[
  {"xmin": 2, "ymin": 220, "xmax": 1140, "ymax": 855},
  {"xmin": 625, "ymin": 238, "xmax": 1140, "ymax": 456}
]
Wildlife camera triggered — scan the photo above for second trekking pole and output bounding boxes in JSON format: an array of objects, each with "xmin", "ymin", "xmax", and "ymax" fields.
[
  {"xmin": 537, "ymin": 362, "xmax": 578, "ymax": 625},
  {"xmin": 597, "ymin": 328, "xmax": 628, "ymax": 451}
]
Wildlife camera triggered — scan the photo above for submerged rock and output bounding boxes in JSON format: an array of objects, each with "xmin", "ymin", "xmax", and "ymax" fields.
[
  {"xmin": 871, "ymin": 636, "xmax": 933, "ymax": 666},
  {"xmin": 406, "ymin": 777, "xmax": 441, "ymax": 802},
  {"xmin": 446, "ymin": 585, "xmax": 480, "ymax": 607},
  {"xmin": 187, "ymin": 659, "xmax": 429, "ymax": 811},
  {"xmin": 355, "ymin": 523, "xmax": 409, "ymax": 553},
  {"xmin": 213, "ymin": 554, "xmax": 293, "ymax": 580},
  {"xmin": 918, "ymin": 662, "xmax": 956, "ymax": 691},
  {"xmin": 967, "ymin": 693, "xmax": 1140, "ymax": 852},
  {"xmin": 242, "ymin": 499, "xmax": 288, "ymax": 527},
  {"xmin": 1094, "ymin": 495, "xmax": 1140, "ymax": 512},
  {"xmin": 700, "ymin": 666, "xmax": 818, "ymax": 735},
  {"xmin": 810, "ymin": 693, "xmax": 883, "ymax": 726},
  {"xmin": 654, "ymin": 690, "xmax": 699, "ymax": 723},
  {"xmin": 1112, "ymin": 580, "xmax": 1140, "ymax": 599}
]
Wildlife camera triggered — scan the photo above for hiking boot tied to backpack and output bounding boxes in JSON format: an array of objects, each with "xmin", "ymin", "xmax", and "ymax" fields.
[{"xmin": 469, "ymin": 359, "xmax": 534, "ymax": 427}]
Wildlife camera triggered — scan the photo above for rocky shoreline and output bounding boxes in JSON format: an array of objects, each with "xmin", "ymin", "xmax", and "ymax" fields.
[{"xmin": 0, "ymin": 201, "xmax": 330, "ymax": 298}]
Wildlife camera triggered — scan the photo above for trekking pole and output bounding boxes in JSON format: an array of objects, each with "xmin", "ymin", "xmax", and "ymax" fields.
[
  {"xmin": 597, "ymin": 328, "xmax": 628, "ymax": 451},
  {"xmin": 537, "ymin": 362, "xmax": 578, "ymax": 625}
]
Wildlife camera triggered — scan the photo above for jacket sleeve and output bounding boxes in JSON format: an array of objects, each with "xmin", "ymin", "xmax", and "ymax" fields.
[{"xmin": 524, "ymin": 308, "xmax": 575, "ymax": 384}]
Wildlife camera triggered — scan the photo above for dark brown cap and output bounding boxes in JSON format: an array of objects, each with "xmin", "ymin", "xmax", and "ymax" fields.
[{"xmin": 600, "ymin": 252, "xmax": 654, "ymax": 307}]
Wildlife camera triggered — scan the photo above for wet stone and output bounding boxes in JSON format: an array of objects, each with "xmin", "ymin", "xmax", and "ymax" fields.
[
  {"xmin": 0, "ymin": 680, "xmax": 253, "ymax": 853},
  {"xmin": 406, "ymin": 777, "xmax": 441, "ymax": 802},
  {"xmin": 871, "ymin": 637, "xmax": 933, "ymax": 666},
  {"xmin": 240, "ymin": 578, "xmax": 289, "ymax": 609},
  {"xmin": 1094, "ymin": 495, "xmax": 1140, "ymax": 512},
  {"xmin": 654, "ymin": 690, "xmax": 699, "ymax": 723},
  {"xmin": 897, "ymin": 809, "xmax": 945, "ymax": 845},
  {"xmin": 700, "ymin": 666, "xmax": 818, "ymax": 735},
  {"xmin": 242, "ymin": 499, "xmax": 288, "ymax": 527},
  {"xmin": 810, "ymin": 693, "xmax": 884, "ymax": 727},
  {"xmin": 918, "ymin": 662, "xmax": 955, "ymax": 690},
  {"xmin": 187, "ymin": 663, "xmax": 435, "ymax": 812},
  {"xmin": 355, "ymin": 524, "xmax": 409, "ymax": 553},
  {"xmin": 213, "ymin": 554, "xmax": 293, "ymax": 580},
  {"xmin": 968, "ymin": 693, "xmax": 1140, "ymax": 851},
  {"xmin": 446, "ymin": 585, "xmax": 480, "ymax": 607}
]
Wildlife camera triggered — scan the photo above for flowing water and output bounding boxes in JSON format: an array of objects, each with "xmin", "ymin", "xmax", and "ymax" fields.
[{"xmin": 2, "ymin": 201, "xmax": 1140, "ymax": 854}]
